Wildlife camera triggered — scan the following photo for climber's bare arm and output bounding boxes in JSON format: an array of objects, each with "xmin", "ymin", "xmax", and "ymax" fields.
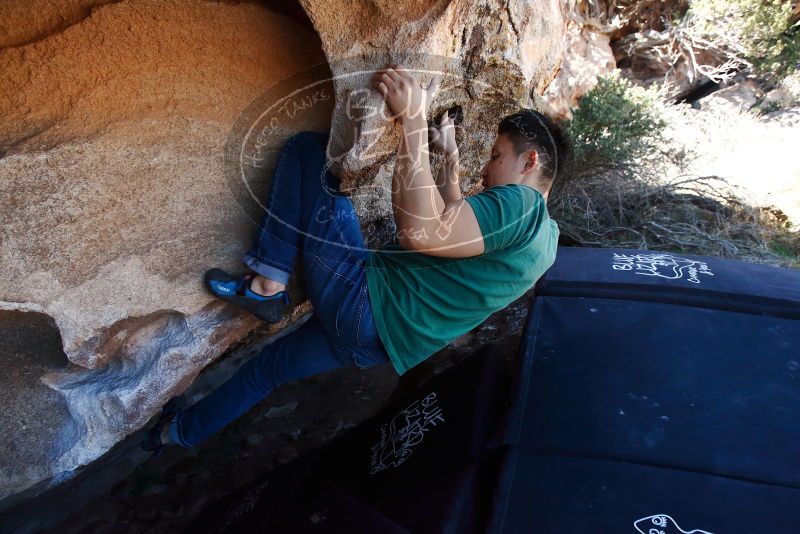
[{"xmin": 371, "ymin": 64, "xmax": 484, "ymax": 258}]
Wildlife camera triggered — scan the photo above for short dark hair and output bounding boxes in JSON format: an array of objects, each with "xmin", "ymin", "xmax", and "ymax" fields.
[{"xmin": 497, "ymin": 109, "xmax": 573, "ymax": 185}]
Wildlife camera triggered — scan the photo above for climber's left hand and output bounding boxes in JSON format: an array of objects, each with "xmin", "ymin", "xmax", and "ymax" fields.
[{"xmin": 371, "ymin": 63, "xmax": 441, "ymax": 123}]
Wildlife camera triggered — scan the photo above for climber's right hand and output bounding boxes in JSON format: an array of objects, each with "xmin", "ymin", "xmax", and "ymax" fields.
[{"xmin": 371, "ymin": 63, "xmax": 441, "ymax": 124}]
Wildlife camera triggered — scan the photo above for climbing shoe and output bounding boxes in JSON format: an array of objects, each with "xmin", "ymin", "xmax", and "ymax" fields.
[{"xmin": 204, "ymin": 268, "xmax": 290, "ymax": 324}]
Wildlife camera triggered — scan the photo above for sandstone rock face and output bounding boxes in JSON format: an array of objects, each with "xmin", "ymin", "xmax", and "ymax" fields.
[
  {"xmin": 300, "ymin": 0, "xmax": 569, "ymax": 224},
  {"xmin": 542, "ymin": 19, "xmax": 616, "ymax": 119},
  {"xmin": 0, "ymin": 0, "xmax": 329, "ymax": 501},
  {"xmin": 0, "ymin": 0, "xmax": 570, "ymax": 502}
]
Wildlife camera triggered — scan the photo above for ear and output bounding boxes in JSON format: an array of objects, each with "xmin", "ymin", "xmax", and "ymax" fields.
[{"xmin": 522, "ymin": 149, "xmax": 538, "ymax": 174}]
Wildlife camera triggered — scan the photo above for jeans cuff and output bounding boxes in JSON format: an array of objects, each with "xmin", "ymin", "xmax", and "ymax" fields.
[{"xmin": 242, "ymin": 253, "xmax": 291, "ymax": 285}]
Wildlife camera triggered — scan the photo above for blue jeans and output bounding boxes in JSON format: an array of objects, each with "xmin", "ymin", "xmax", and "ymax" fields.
[{"xmin": 170, "ymin": 131, "xmax": 391, "ymax": 447}]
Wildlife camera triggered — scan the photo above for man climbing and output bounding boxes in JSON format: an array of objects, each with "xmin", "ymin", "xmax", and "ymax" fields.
[{"xmin": 141, "ymin": 63, "xmax": 569, "ymax": 454}]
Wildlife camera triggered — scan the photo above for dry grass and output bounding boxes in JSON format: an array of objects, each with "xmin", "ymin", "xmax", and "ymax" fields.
[{"xmin": 550, "ymin": 170, "xmax": 800, "ymax": 269}]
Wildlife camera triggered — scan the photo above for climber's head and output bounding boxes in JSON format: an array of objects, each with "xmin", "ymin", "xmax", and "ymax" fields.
[{"xmin": 480, "ymin": 109, "xmax": 571, "ymax": 201}]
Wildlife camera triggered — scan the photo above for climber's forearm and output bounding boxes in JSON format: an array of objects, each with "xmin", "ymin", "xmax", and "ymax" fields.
[
  {"xmin": 434, "ymin": 150, "xmax": 462, "ymax": 205},
  {"xmin": 392, "ymin": 115, "xmax": 446, "ymax": 248}
]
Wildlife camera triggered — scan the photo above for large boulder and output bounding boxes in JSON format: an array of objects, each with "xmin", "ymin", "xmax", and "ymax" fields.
[
  {"xmin": 0, "ymin": 0, "xmax": 570, "ymax": 502},
  {"xmin": 0, "ymin": 0, "xmax": 328, "ymax": 501}
]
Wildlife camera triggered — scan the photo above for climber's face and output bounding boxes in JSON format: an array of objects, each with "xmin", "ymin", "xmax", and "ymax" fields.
[{"xmin": 479, "ymin": 133, "xmax": 537, "ymax": 189}]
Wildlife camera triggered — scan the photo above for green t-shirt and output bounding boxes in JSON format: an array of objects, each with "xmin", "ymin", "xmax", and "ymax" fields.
[{"xmin": 365, "ymin": 183, "xmax": 560, "ymax": 375}]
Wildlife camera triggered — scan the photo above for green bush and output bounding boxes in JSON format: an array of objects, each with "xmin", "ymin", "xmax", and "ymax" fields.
[{"xmin": 567, "ymin": 72, "xmax": 667, "ymax": 177}]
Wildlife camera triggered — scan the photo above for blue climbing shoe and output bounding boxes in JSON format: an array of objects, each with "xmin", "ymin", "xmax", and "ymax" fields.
[{"xmin": 204, "ymin": 268, "xmax": 290, "ymax": 324}]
